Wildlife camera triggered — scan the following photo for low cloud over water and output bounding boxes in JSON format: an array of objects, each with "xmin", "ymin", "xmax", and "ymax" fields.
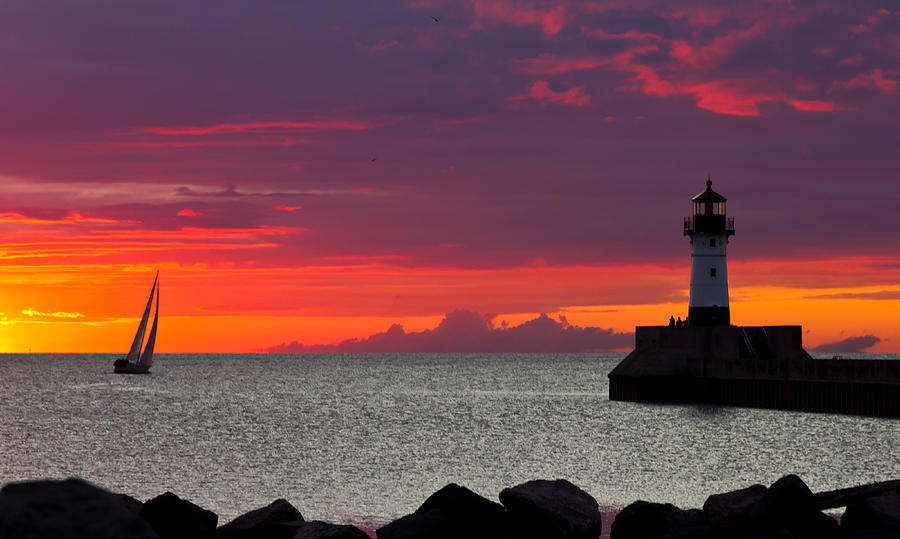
[{"xmin": 265, "ymin": 309, "xmax": 633, "ymax": 353}]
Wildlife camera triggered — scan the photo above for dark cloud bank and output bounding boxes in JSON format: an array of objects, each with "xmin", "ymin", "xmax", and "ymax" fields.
[
  {"xmin": 265, "ymin": 309, "xmax": 634, "ymax": 353},
  {"xmin": 811, "ymin": 335, "xmax": 881, "ymax": 353}
]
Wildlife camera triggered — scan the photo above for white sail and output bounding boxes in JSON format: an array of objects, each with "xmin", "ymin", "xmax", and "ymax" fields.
[
  {"xmin": 126, "ymin": 272, "xmax": 158, "ymax": 361},
  {"xmin": 138, "ymin": 283, "xmax": 158, "ymax": 366}
]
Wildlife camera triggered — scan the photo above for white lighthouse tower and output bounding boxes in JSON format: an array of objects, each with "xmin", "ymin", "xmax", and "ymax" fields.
[{"xmin": 683, "ymin": 179, "xmax": 734, "ymax": 325}]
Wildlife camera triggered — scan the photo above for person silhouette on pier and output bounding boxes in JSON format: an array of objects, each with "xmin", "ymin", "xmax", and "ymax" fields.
[
  {"xmin": 669, "ymin": 315, "xmax": 675, "ymax": 327},
  {"xmin": 676, "ymin": 316, "xmax": 683, "ymax": 327}
]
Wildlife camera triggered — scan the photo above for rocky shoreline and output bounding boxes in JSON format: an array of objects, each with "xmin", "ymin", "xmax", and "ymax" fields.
[{"xmin": 0, "ymin": 475, "xmax": 898, "ymax": 538}]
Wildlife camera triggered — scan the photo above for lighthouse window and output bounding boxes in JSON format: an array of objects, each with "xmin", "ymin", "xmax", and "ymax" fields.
[
  {"xmin": 710, "ymin": 238, "xmax": 716, "ymax": 247},
  {"xmin": 710, "ymin": 267, "xmax": 717, "ymax": 277}
]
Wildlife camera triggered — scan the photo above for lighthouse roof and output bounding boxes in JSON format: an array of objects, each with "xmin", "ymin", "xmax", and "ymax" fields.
[{"xmin": 692, "ymin": 179, "xmax": 726, "ymax": 202}]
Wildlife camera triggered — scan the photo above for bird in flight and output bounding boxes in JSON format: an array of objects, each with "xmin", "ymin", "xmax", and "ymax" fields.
[
  {"xmin": 370, "ymin": 157, "xmax": 377, "ymax": 163},
  {"xmin": 430, "ymin": 16, "xmax": 440, "ymax": 22}
]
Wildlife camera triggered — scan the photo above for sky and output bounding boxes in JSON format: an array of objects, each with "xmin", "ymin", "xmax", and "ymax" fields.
[{"xmin": 0, "ymin": 0, "xmax": 898, "ymax": 353}]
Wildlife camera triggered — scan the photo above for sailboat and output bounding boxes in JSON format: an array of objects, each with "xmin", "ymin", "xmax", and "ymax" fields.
[{"xmin": 113, "ymin": 272, "xmax": 159, "ymax": 374}]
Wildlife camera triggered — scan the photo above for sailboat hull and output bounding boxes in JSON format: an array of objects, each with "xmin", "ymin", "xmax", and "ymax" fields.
[{"xmin": 113, "ymin": 358, "xmax": 151, "ymax": 374}]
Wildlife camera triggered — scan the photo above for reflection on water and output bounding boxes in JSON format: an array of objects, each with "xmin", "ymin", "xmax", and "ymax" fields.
[{"xmin": 0, "ymin": 353, "xmax": 897, "ymax": 524}]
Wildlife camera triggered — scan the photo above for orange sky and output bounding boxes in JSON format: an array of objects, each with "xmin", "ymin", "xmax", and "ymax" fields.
[{"xmin": 1, "ymin": 254, "xmax": 897, "ymax": 353}]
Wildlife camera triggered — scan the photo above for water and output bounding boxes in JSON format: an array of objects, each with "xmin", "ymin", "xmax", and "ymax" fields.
[{"xmin": 0, "ymin": 353, "xmax": 897, "ymax": 527}]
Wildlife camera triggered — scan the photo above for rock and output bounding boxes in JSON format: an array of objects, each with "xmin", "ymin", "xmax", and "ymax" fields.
[
  {"xmin": 0, "ymin": 477, "xmax": 158, "ymax": 539},
  {"xmin": 217, "ymin": 498, "xmax": 305, "ymax": 538},
  {"xmin": 141, "ymin": 491, "xmax": 218, "ymax": 539},
  {"xmin": 703, "ymin": 485, "xmax": 766, "ymax": 527},
  {"xmin": 293, "ymin": 521, "xmax": 371, "ymax": 538},
  {"xmin": 377, "ymin": 483, "xmax": 508, "ymax": 539},
  {"xmin": 610, "ymin": 500, "xmax": 705, "ymax": 539},
  {"xmin": 732, "ymin": 475, "xmax": 840, "ymax": 539},
  {"xmin": 842, "ymin": 489, "xmax": 900, "ymax": 532},
  {"xmin": 114, "ymin": 492, "xmax": 146, "ymax": 515},
  {"xmin": 499, "ymin": 479, "xmax": 603, "ymax": 539}
]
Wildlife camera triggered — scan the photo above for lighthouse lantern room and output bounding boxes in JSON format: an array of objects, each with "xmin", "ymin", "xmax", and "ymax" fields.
[{"xmin": 683, "ymin": 179, "xmax": 735, "ymax": 326}]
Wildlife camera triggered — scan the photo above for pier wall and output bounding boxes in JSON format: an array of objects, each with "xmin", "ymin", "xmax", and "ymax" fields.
[{"xmin": 608, "ymin": 326, "xmax": 900, "ymax": 418}]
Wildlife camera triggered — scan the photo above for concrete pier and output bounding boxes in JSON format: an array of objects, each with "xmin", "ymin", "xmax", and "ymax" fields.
[{"xmin": 608, "ymin": 325, "xmax": 900, "ymax": 417}]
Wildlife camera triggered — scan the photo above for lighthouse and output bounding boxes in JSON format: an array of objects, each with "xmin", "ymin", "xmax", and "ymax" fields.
[{"xmin": 683, "ymin": 179, "xmax": 734, "ymax": 325}]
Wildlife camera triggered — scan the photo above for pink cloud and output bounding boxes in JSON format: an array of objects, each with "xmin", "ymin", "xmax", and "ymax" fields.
[
  {"xmin": 668, "ymin": 20, "xmax": 769, "ymax": 68},
  {"xmin": 177, "ymin": 209, "xmax": 200, "ymax": 217},
  {"xmin": 0, "ymin": 212, "xmax": 123, "ymax": 225},
  {"xmin": 264, "ymin": 309, "xmax": 633, "ymax": 353},
  {"xmin": 838, "ymin": 54, "xmax": 865, "ymax": 67},
  {"xmin": 274, "ymin": 205, "xmax": 302, "ymax": 212},
  {"xmin": 840, "ymin": 69, "xmax": 899, "ymax": 94},
  {"xmin": 472, "ymin": 0, "xmax": 567, "ymax": 36},
  {"xmin": 509, "ymin": 80, "xmax": 591, "ymax": 107},
  {"xmin": 851, "ymin": 8, "xmax": 893, "ymax": 35},
  {"xmin": 514, "ymin": 53, "xmax": 610, "ymax": 76},
  {"xmin": 358, "ymin": 39, "xmax": 400, "ymax": 54},
  {"xmin": 581, "ymin": 27, "xmax": 663, "ymax": 43},
  {"xmin": 684, "ymin": 80, "xmax": 779, "ymax": 117},
  {"xmin": 788, "ymin": 99, "xmax": 842, "ymax": 112},
  {"xmin": 134, "ymin": 120, "xmax": 375, "ymax": 137},
  {"xmin": 105, "ymin": 138, "xmax": 316, "ymax": 149},
  {"xmin": 662, "ymin": 5, "xmax": 730, "ymax": 27}
]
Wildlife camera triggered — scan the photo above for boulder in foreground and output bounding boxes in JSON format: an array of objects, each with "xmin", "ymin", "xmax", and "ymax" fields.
[
  {"xmin": 610, "ymin": 500, "xmax": 707, "ymax": 539},
  {"xmin": 842, "ymin": 489, "xmax": 900, "ymax": 534},
  {"xmin": 217, "ymin": 498, "xmax": 305, "ymax": 538},
  {"xmin": 499, "ymin": 479, "xmax": 603, "ymax": 539},
  {"xmin": 0, "ymin": 477, "xmax": 158, "ymax": 539},
  {"xmin": 377, "ymin": 483, "xmax": 508, "ymax": 539},
  {"xmin": 141, "ymin": 491, "xmax": 218, "ymax": 539},
  {"xmin": 294, "ymin": 520, "xmax": 371, "ymax": 538},
  {"xmin": 703, "ymin": 484, "xmax": 766, "ymax": 528}
]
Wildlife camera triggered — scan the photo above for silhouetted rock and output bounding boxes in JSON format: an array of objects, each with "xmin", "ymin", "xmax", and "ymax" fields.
[
  {"xmin": 610, "ymin": 500, "xmax": 706, "ymax": 539},
  {"xmin": 0, "ymin": 478, "xmax": 158, "ymax": 539},
  {"xmin": 294, "ymin": 521, "xmax": 371, "ymax": 538},
  {"xmin": 217, "ymin": 498, "xmax": 305, "ymax": 538},
  {"xmin": 141, "ymin": 491, "xmax": 218, "ymax": 539},
  {"xmin": 377, "ymin": 483, "xmax": 508, "ymax": 539},
  {"xmin": 703, "ymin": 484, "xmax": 766, "ymax": 527},
  {"xmin": 842, "ymin": 489, "xmax": 900, "ymax": 533},
  {"xmin": 114, "ymin": 491, "xmax": 146, "ymax": 515},
  {"xmin": 733, "ymin": 475, "xmax": 840, "ymax": 539},
  {"xmin": 499, "ymin": 479, "xmax": 603, "ymax": 539}
]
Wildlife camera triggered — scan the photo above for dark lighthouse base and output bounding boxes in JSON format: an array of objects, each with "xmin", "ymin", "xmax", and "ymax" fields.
[{"xmin": 608, "ymin": 325, "xmax": 900, "ymax": 418}]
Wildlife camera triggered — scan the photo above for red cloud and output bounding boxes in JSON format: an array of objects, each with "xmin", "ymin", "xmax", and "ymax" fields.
[
  {"xmin": 509, "ymin": 80, "xmax": 591, "ymax": 107},
  {"xmin": 838, "ymin": 54, "xmax": 865, "ymax": 68},
  {"xmin": 358, "ymin": 39, "xmax": 400, "ymax": 54},
  {"xmin": 580, "ymin": 27, "xmax": 663, "ymax": 43},
  {"xmin": 788, "ymin": 99, "xmax": 842, "ymax": 112},
  {"xmin": 135, "ymin": 120, "xmax": 375, "ymax": 136},
  {"xmin": 514, "ymin": 53, "xmax": 611, "ymax": 76},
  {"xmin": 105, "ymin": 138, "xmax": 316, "ymax": 149},
  {"xmin": 273, "ymin": 205, "xmax": 302, "ymax": 212},
  {"xmin": 851, "ymin": 8, "xmax": 893, "ymax": 35},
  {"xmin": 177, "ymin": 209, "xmax": 199, "ymax": 217},
  {"xmin": 472, "ymin": 0, "xmax": 567, "ymax": 36},
  {"xmin": 840, "ymin": 69, "xmax": 899, "ymax": 94},
  {"xmin": 682, "ymin": 80, "xmax": 783, "ymax": 116},
  {"xmin": 0, "ymin": 212, "xmax": 122, "ymax": 225},
  {"xmin": 668, "ymin": 20, "xmax": 770, "ymax": 68}
]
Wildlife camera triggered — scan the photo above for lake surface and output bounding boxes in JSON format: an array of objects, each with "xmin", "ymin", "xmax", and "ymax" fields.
[{"xmin": 0, "ymin": 353, "xmax": 897, "ymax": 527}]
